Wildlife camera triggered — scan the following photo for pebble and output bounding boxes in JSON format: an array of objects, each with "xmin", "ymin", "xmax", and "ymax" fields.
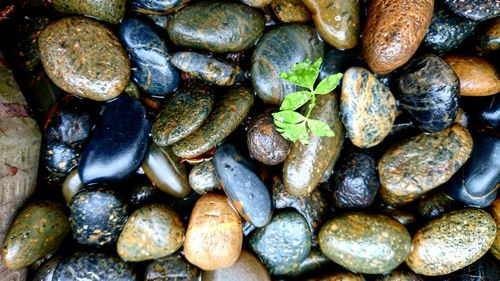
[
  {"xmin": 129, "ymin": 182, "xmax": 158, "ymax": 207},
  {"xmin": 417, "ymin": 189, "xmax": 458, "ymax": 220},
  {"xmin": 476, "ymin": 18, "xmax": 500, "ymax": 53},
  {"xmin": 443, "ymin": 0, "xmax": 499, "ymax": 21},
  {"xmin": 130, "ymin": 0, "xmax": 188, "ymax": 14},
  {"xmin": 188, "ymin": 160, "xmax": 219, "ymax": 194},
  {"xmin": 307, "ymin": 273, "xmax": 365, "ymax": 281},
  {"xmin": 340, "ymin": 67, "xmax": 397, "ymax": 147},
  {"xmin": 33, "ymin": 256, "xmax": 62, "ymax": 281},
  {"xmin": 462, "ymin": 94, "xmax": 500, "ymax": 130},
  {"xmin": 241, "ymin": 0, "xmax": 272, "ymax": 8},
  {"xmin": 144, "ymin": 253, "xmax": 199, "ymax": 281},
  {"xmin": 376, "ymin": 270, "xmax": 423, "ymax": 281},
  {"xmin": 435, "ymin": 254, "xmax": 500, "ymax": 281},
  {"xmin": 286, "ymin": 249, "xmax": 333, "ymax": 278},
  {"xmin": 44, "ymin": 141, "xmax": 79, "ymax": 176},
  {"xmin": 38, "ymin": 17, "xmax": 130, "ymax": 101},
  {"xmin": 319, "ymin": 47, "xmax": 359, "ymax": 81},
  {"xmin": 202, "ymin": 250, "xmax": 271, "ymax": 281},
  {"xmin": 406, "ymin": 209, "xmax": 497, "ymax": 276},
  {"xmin": 490, "ymin": 198, "xmax": 500, "ymax": 260},
  {"xmin": 52, "ymin": 0, "xmax": 126, "ymax": 24},
  {"xmin": 319, "ymin": 212, "xmax": 411, "ymax": 274},
  {"xmin": 61, "ymin": 168, "xmax": 84, "ymax": 204},
  {"xmin": 271, "ymin": 0, "xmax": 311, "ymax": 23}
]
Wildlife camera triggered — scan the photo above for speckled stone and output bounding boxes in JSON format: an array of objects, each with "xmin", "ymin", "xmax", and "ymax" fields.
[
  {"xmin": 1, "ymin": 201, "xmax": 69, "ymax": 270},
  {"xmin": 476, "ymin": 18, "xmax": 500, "ymax": 52},
  {"xmin": 33, "ymin": 256, "xmax": 63, "ymax": 281},
  {"xmin": 184, "ymin": 193, "xmax": 243, "ymax": 270},
  {"xmin": 152, "ymin": 84, "xmax": 214, "ymax": 146},
  {"xmin": 188, "ymin": 160, "xmax": 218, "ymax": 194},
  {"xmin": 340, "ymin": 67, "xmax": 397, "ymax": 147},
  {"xmin": 283, "ymin": 93, "xmax": 344, "ymax": 196},
  {"xmin": 202, "ymin": 250, "xmax": 271, "ymax": 281},
  {"xmin": 172, "ymin": 86, "xmax": 254, "ymax": 159},
  {"xmin": 131, "ymin": 0, "xmax": 188, "ymax": 14},
  {"xmin": 363, "ymin": 0, "xmax": 434, "ymax": 74},
  {"xmin": 129, "ymin": 182, "xmax": 158, "ymax": 206},
  {"xmin": 376, "ymin": 270, "xmax": 422, "ymax": 281},
  {"xmin": 117, "ymin": 204, "xmax": 184, "ymax": 262},
  {"xmin": 444, "ymin": 55, "xmax": 500, "ymax": 97},
  {"xmin": 379, "ymin": 124, "xmax": 473, "ymax": 206},
  {"xmin": 444, "ymin": 0, "xmax": 499, "ymax": 21},
  {"xmin": 319, "ymin": 212, "xmax": 411, "ymax": 274},
  {"xmin": 167, "ymin": 1, "xmax": 265, "ymax": 53},
  {"xmin": 44, "ymin": 141, "xmax": 79, "ymax": 176},
  {"xmin": 249, "ymin": 211, "xmax": 312, "ymax": 275},
  {"xmin": 491, "ymin": 198, "xmax": 500, "ymax": 260},
  {"xmin": 307, "ymin": 273, "xmax": 365, "ymax": 281},
  {"xmin": 144, "ymin": 253, "xmax": 198, "ymax": 281},
  {"xmin": 38, "ymin": 17, "xmax": 130, "ymax": 101},
  {"xmin": 61, "ymin": 168, "xmax": 83, "ymax": 204},
  {"xmin": 52, "ymin": 0, "xmax": 126, "ymax": 24},
  {"xmin": 271, "ymin": 0, "xmax": 311, "ymax": 23},
  {"xmin": 396, "ymin": 54, "xmax": 460, "ymax": 133},
  {"xmin": 406, "ymin": 209, "xmax": 497, "ymax": 276},
  {"xmin": 251, "ymin": 24, "xmax": 324, "ymax": 105},
  {"xmin": 303, "ymin": 0, "xmax": 360, "ymax": 49},
  {"xmin": 52, "ymin": 252, "xmax": 136, "ymax": 281},
  {"xmin": 69, "ymin": 189, "xmax": 127, "ymax": 246}
]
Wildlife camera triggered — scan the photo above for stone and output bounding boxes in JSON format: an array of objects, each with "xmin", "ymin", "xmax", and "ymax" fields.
[
  {"xmin": 130, "ymin": 0, "xmax": 188, "ymax": 14},
  {"xmin": 61, "ymin": 168, "xmax": 84, "ymax": 204},
  {"xmin": 129, "ymin": 182, "xmax": 158, "ymax": 207},
  {"xmin": 443, "ymin": 0, "xmax": 499, "ymax": 21},
  {"xmin": 319, "ymin": 47, "xmax": 359, "ymax": 81},
  {"xmin": 461, "ymin": 94, "xmax": 500, "ymax": 130},
  {"xmin": 476, "ymin": 18, "xmax": 500, "ymax": 53},
  {"xmin": 382, "ymin": 208, "xmax": 416, "ymax": 227},
  {"xmin": 491, "ymin": 198, "xmax": 500, "ymax": 260},
  {"xmin": 52, "ymin": 0, "xmax": 126, "ymax": 24},
  {"xmin": 33, "ymin": 256, "xmax": 63, "ymax": 281},
  {"xmin": 307, "ymin": 273, "xmax": 365, "ymax": 281},
  {"xmin": 417, "ymin": 189, "xmax": 459, "ymax": 220},
  {"xmin": 202, "ymin": 250, "xmax": 271, "ymax": 281},
  {"xmin": 240, "ymin": 0, "xmax": 272, "ymax": 8},
  {"xmin": 188, "ymin": 160, "xmax": 218, "ymax": 195},
  {"xmin": 271, "ymin": 0, "xmax": 311, "ymax": 23},
  {"xmin": 286, "ymin": 249, "xmax": 333, "ymax": 278},
  {"xmin": 144, "ymin": 253, "xmax": 198, "ymax": 281},
  {"xmin": 44, "ymin": 141, "xmax": 79, "ymax": 176},
  {"xmin": 376, "ymin": 270, "xmax": 422, "ymax": 281},
  {"xmin": 436, "ymin": 254, "xmax": 500, "ymax": 281}
]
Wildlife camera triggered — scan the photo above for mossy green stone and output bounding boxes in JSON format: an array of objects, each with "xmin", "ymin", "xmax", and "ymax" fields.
[
  {"xmin": 52, "ymin": 0, "xmax": 126, "ymax": 24},
  {"xmin": 319, "ymin": 212, "xmax": 411, "ymax": 274},
  {"xmin": 172, "ymin": 86, "xmax": 254, "ymax": 158},
  {"xmin": 2, "ymin": 201, "xmax": 70, "ymax": 269}
]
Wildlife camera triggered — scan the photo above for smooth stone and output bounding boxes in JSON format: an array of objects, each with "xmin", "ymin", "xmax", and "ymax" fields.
[
  {"xmin": 434, "ymin": 254, "xmax": 500, "ymax": 281},
  {"xmin": 406, "ymin": 209, "xmax": 496, "ymax": 276},
  {"xmin": 331, "ymin": 151, "xmax": 380, "ymax": 209},
  {"xmin": 119, "ymin": 17, "xmax": 179, "ymax": 96},
  {"xmin": 251, "ymin": 24, "xmax": 324, "ymax": 105},
  {"xmin": 202, "ymin": 250, "xmax": 271, "ymax": 281},
  {"xmin": 303, "ymin": 0, "xmax": 360, "ymax": 49},
  {"xmin": 247, "ymin": 109, "xmax": 290, "ymax": 165},
  {"xmin": 286, "ymin": 249, "xmax": 333, "ymax": 278},
  {"xmin": 376, "ymin": 270, "xmax": 422, "ymax": 281},
  {"xmin": 38, "ymin": 17, "xmax": 130, "ymax": 101},
  {"xmin": 445, "ymin": 177, "xmax": 497, "ymax": 208},
  {"xmin": 145, "ymin": 14, "xmax": 170, "ymax": 31},
  {"xmin": 33, "ymin": 256, "xmax": 63, "ymax": 281},
  {"xmin": 379, "ymin": 124, "xmax": 472, "ymax": 206},
  {"xmin": 283, "ymin": 93, "xmax": 344, "ymax": 196},
  {"xmin": 129, "ymin": 182, "xmax": 158, "ymax": 206},
  {"xmin": 172, "ymin": 86, "xmax": 254, "ymax": 159},
  {"xmin": 307, "ymin": 273, "xmax": 365, "ymax": 281},
  {"xmin": 52, "ymin": 0, "xmax": 126, "ymax": 24},
  {"xmin": 79, "ymin": 94, "xmax": 150, "ymax": 185},
  {"xmin": 423, "ymin": 7, "xmax": 477, "ymax": 54},
  {"xmin": 270, "ymin": 0, "xmax": 311, "ymax": 23},
  {"xmin": 52, "ymin": 252, "xmax": 137, "ymax": 281},
  {"xmin": 382, "ymin": 208, "xmax": 417, "ymax": 227},
  {"xmin": 117, "ymin": 204, "xmax": 184, "ymax": 262},
  {"xmin": 363, "ymin": 0, "xmax": 434, "ymax": 74},
  {"xmin": 144, "ymin": 253, "xmax": 198, "ymax": 281},
  {"xmin": 476, "ymin": 18, "xmax": 500, "ymax": 52},
  {"xmin": 184, "ymin": 193, "xmax": 243, "ymax": 270},
  {"xmin": 131, "ymin": 0, "xmax": 188, "ymax": 14},
  {"xmin": 491, "ymin": 198, "xmax": 500, "ymax": 260},
  {"xmin": 417, "ymin": 189, "xmax": 458, "ymax": 220},
  {"xmin": 1, "ymin": 201, "xmax": 69, "ymax": 269},
  {"xmin": 152, "ymin": 84, "xmax": 214, "ymax": 146},
  {"xmin": 340, "ymin": 67, "xmax": 397, "ymax": 147},
  {"xmin": 188, "ymin": 160, "xmax": 219, "ymax": 195},
  {"xmin": 26, "ymin": 70, "xmax": 65, "ymax": 119},
  {"xmin": 171, "ymin": 52, "xmax": 244, "ymax": 86},
  {"xmin": 241, "ymin": 0, "xmax": 272, "ymax": 8},
  {"xmin": 444, "ymin": 0, "xmax": 499, "ymax": 21},
  {"xmin": 319, "ymin": 47, "xmax": 359, "ymax": 81},
  {"xmin": 250, "ymin": 211, "xmax": 312, "ymax": 275},
  {"xmin": 396, "ymin": 54, "xmax": 460, "ymax": 133},
  {"xmin": 214, "ymin": 142, "xmax": 272, "ymax": 227},
  {"xmin": 61, "ymin": 168, "xmax": 84, "ymax": 204},
  {"xmin": 44, "ymin": 141, "xmax": 79, "ymax": 176},
  {"xmin": 167, "ymin": 1, "xmax": 265, "ymax": 53},
  {"xmin": 461, "ymin": 94, "xmax": 500, "ymax": 129},
  {"xmin": 444, "ymin": 55, "xmax": 500, "ymax": 97},
  {"xmin": 142, "ymin": 144, "xmax": 192, "ymax": 198},
  {"xmin": 319, "ymin": 212, "xmax": 411, "ymax": 274}
]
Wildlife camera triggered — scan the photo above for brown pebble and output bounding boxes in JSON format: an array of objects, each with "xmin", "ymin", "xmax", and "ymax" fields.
[
  {"xmin": 202, "ymin": 250, "xmax": 271, "ymax": 281},
  {"xmin": 271, "ymin": 0, "xmax": 311, "ymax": 23},
  {"xmin": 490, "ymin": 198, "xmax": 500, "ymax": 260}
]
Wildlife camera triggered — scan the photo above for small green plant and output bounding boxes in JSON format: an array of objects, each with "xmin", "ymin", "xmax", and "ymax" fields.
[{"xmin": 272, "ymin": 58, "xmax": 343, "ymax": 145}]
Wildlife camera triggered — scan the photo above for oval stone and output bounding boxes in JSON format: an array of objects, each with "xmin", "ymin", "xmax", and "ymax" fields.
[
  {"xmin": 340, "ymin": 67, "xmax": 397, "ymax": 147},
  {"xmin": 62, "ymin": 168, "xmax": 84, "ymax": 204},
  {"xmin": 444, "ymin": 0, "xmax": 499, "ymax": 21},
  {"xmin": 172, "ymin": 86, "xmax": 254, "ymax": 159},
  {"xmin": 38, "ymin": 17, "xmax": 130, "ymax": 101},
  {"xmin": 184, "ymin": 193, "xmax": 242, "ymax": 270},
  {"xmin": 52, "ymin": 0, "xmax": 126, "ymax": 24},
  {"xmin": 144, "ymin": 253, "xmax": 199, "ymax": 281},
  {"xmin": 214, "ymin": 142, "xmax": 272, "ymax": 227},
  {"xmin": 119, "ymin": 17, "xmax": 179, "ymax": 96},
  {"xmin": 406, "ymin": 209, "xmax": 497, "ymax": 276},
  {"xmin": 270, "ymin": 0, "xmax": 312, "ymax": 23},
  {"xmin": 379, "ymin": 124, "xmax": 473, "ymax": 206},
  {"xmin": 188, "ymin": 160, "xmax": 219, "ymax": 195},
  {"xmin": 444, "ymin": 55, "xmax": 500, "ymax": 97},
  {"xmin": 167, "ymin": 1, "xmax": 265, "ymax": 53},
  {"xmin": 152, "ymin": 84, "xmax": 214, "ymax": 146},
  {"xmin": 396, "ymin": 54, "xmax": 460, "ymax": 133},
  {"xmin": 491, "ymin": 198, "xmax": 500, "ymax": 260},
  {"xmin": 117, "ymin": 204, "xmax": 185, "ymax": 262},
  {"xmin": 319, "ymin": 212, "xmax": 411, "ymax": 274},
  {"xmin": 202, "ymin": 250, "xmax": 271, "ymax": 281},
  {"xmin": 445, "ymin": 177, "xmax": 497, "ymax": 208},
  {"xmin": 131, "ymin": 0, "xmax": 188, "ymax": 14},
  {"xmin": 303, "ymin": 0, "xmax": 360, "ymax": 49},
  {"xmin": 476, "ymin": 18, "xmax": 500, "ymax": 53},
  {"xmin": 362, "ymin": 0, "xmax": 434, "ymax": 74},
  {"xmin": 249, "ymin": 211, "xmax": 312, "ymax": 275},
  {"xmin": 2, "ymin": 201, "xmax": 69, "ymax": 270},
  {"xmin": 251, "ymin": 24, "xmax": 324, "ymax": 105},
  {"xmin": 283, "ymin": 93, "xmax": 344, "ymax": 196}
]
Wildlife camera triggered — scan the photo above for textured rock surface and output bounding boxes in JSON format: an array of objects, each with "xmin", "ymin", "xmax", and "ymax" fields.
[
  {"xmin": 188, "ymin": 160, "xmax": 218, "ymax": 195},
  {"xmin": 144, "ymin": 253, "xmax": 198, "ymax": 281},
  {"xmin": 271, "ymin": 0, "xmax": 311, "ymax": 23},
  {"xmin": 52, "ymin": 0, "xmax": 126, "ymax": 24},
  {"xmin": 491, "ymin": 198, "xmax": 500, "ymax": 260},
  {"xmin": 443, "ymin": 0, "xmax": 499, "ymax": 21}
]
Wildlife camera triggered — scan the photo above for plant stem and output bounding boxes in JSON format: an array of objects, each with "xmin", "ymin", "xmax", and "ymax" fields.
[{"xmin": 305, "ymin": 91, "xmax": 315, "ymax": 120}]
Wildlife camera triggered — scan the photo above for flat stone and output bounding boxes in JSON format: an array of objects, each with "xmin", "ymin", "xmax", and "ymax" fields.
[{"xmin": 52, "ymin": 0, "xmax": 126, "ymax": 24}]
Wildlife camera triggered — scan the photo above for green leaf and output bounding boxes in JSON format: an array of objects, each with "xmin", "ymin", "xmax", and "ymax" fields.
[
  {"xmin": 276, "ymin": 122, "xmax": 309, "ymax": 144},
  {"xmin": 280, "ymin": 91, "xmax": 311, "ymax": 111},
  {"xmin": 272, "ymin": 111, "xmax": 306, "ymax": 124},
  {"xmin": 307, "ymin": 119, "xmax": 335, "ymax": 137},
  {"xmin": 279, "ymin": 58, "xmax": 322, "ymax": 90},
  {"xmin": 314, "ymin": 73, "xmax": 343, "ymax": 95}
]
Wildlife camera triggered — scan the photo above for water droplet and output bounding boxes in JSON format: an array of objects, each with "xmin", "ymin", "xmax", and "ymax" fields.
[{"xmin": 335, "ymin": 16, "xmax": 341, "ymax": 21}]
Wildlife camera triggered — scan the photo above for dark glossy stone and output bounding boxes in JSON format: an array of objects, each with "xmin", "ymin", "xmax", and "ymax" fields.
[
  {"xmin": 270, "ymin": 0, "xmax": 311, "ymax": 23},
  {"xmin": 331, "ymin": 151, "xmax": 379, "ymax": 209},
  {"xmin": 62, "ymin": 168, "xmax": 84, "ymax": 204},
  {"xmin": 188, "ymin": 160, "xmax": 218, "ymax": 194},
  {"xmin": 152, "ymin": 83, "xmax": 214, "ymax": 146},
  {"xmin": 202, "ymin": 250, "xmax": 271, "ymax": 281},
  {"xmin": 69, "ymin": 189, "xmax": 127, "ymax": 246},
  {"xmin": 461, "ymin": 94, "xmax": 500, "ymax": 129},
  {"xmin": 250, "ymin": 211, "xmax": 312, "ymax": 275},
  {"xmin": 79, "ymin": 94, "xmax": 150, "ymax": 185},
  {"xmin": 444, "ymin": 0, "xmax": 499, "ymax": 21},
  {"xmin": 382, "ymin": 207, "xmax": 417, "ymax": 227},
  {"xmin": 33, "ymin": 256, "xmax": 63, "ymax": 281},
  {"xmin": 446, "ymin": 179, "xmax": 497, "ymax": 208},
  {"xmin": 286, "ymin": 249, "xmax": 333, "ymax": 278},
  {"xmin": 476, "ymin": 18, "xmax": 500, "ymax": 53},
  {"xmin": 417, "ymin": 189, "xmax": 459, "ymax": 220},
  {"xmin": 319, "ymin": 47, "xmax": 359, "ymax": 81},
  {"xmin": 431, "ymin": 254, "xmax": 500, "ymax": 281},
  {"xmin": 396, "ymin": 54, "xmax": 460, "ymax": 133},
  {"xmin": 131, "ymin": 0, "xmax": 187, "ymax": 14},
  {"xmin": 144, "ymin": 252, "xmax": 198, "ymax": 281},
  {"xmin": 145, "ymin": 14, "xmax": 170, "ymax": 30},
  {"xmin": 52, "ymin": 252, "xmax": 137, "ymax": 281},
  {"xmin": 45, "ymin": 141, "xmax": 79, "ymax": 176},
  {"xmin": 129, "ymin": 182, "xmax": 157, "ymax": 206},
  {"xmin": 167, "ymin": 1, "xmax": 265, "ymax": 53},
  {"xmin": 52, "ymin": 0, "xmax": 126, "ymax": 24},
  {"xmin": 251, "ymin": 24, "xmax": 324, "ymax": 105},
  {"xmin": 423, "ymin": 7, "xmax": 477, "ymax": 54},
  {"xmin": 214, "ymin": 142, "xmax": 272, "ymax": 227},
  {"xmin": 119, "ymin": 17, "xmax": 179, "ymax": 96},
  {"xmin": 319, "ymin": 212, "xmax": 411, "ymax": 274}
]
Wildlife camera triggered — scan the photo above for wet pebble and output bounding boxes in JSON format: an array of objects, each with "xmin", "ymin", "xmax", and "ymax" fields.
[
  {"xmin": 33, "ymin": 256, "xmax": 63, "ymax": 281},
  {"xmin": 188, "ymin": 160, "xmax": 219, "ymax": 194},
  {"xmin": 129, "ymin": 182, "xmax": 158, "ymax": 206},
  {"xmin": 44, "ymin": 141, "xmax": 79, "ymax": 176},
  {"xmin": 476, "ymin": 18, "xmax": 500, "ymax": 52},
  {"xmin": 202, "ymin": 250, "xmax": 271, "ymax": 281},
  {"xmin": 61, "ymin": 168, "xmax": 84, "ymax": 204},
  {"xmin": 461, "ymin": 94, "xmax": 500, "ymax": 129},
  {"xmin": 443, "ymin": 0, "xmax": 499, "ymax": 21},
  {"xmin": 130, "ymin": 0, "xmax": 187, "ymax": 14},
  {"xmin": 270, "ymin": 0, "xmax": 311, "ymax": 23},
  {"xmin": 144, "ymin": 253, "xmax": 198, "ymax": 281},
  {"xmin": 417, "ymin": 189, "xmax": 459, "ymax": 220},
  {"xmin": 52, "ymin": 0, "xmax": 126, "ymax": 24}
]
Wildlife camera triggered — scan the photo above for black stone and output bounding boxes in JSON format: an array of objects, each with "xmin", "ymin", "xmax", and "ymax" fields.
[
  {"xmin": 319, "ymin": 47, "xmax": 360, "ymax": 82},
  {"xmin": 462, "ymin": 94, "xmax": 500, "ymax": 130},
  {"xmin": 144, "ymin": 252, "xmax": 198, "ymax": 281},
  {"xmin": 45, "ymin": 141, "xmax": 79, "ymax": 176},
  {"xmin": 444, "ymin": 0, "xmax": 499, "ymax": 21}
]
